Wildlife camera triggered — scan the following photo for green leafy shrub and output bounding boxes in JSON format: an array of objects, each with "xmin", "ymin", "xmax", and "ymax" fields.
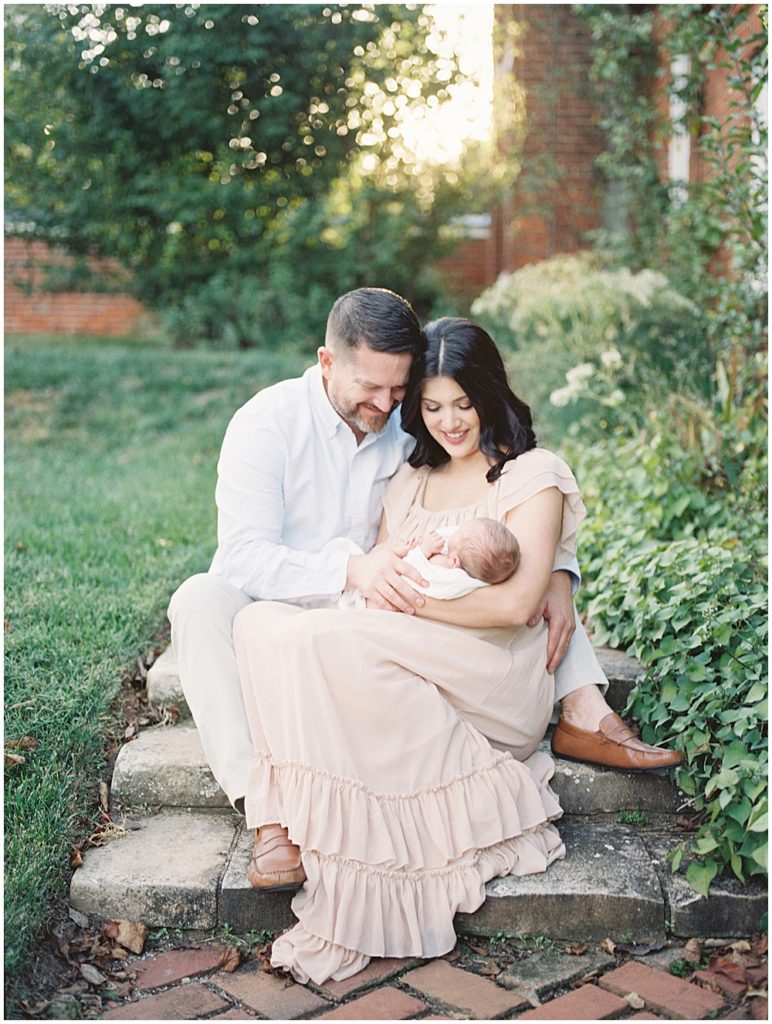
[
  {"xmin": 471, "ymin": 254, "xmax": 711, "ymax": 440},
  {"xmin": 157, "ymin": 174, "xmax": 467, "ymax": 349},
  {"xmin": 471, "ymin": 251, "xmax": 766, "ymax": 894},
  {"xmin": 565, "ymin": 431, "xmax": 767, "ymax": 894}
]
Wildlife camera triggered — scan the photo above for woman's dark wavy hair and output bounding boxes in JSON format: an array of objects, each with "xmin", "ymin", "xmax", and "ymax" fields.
[{"xmin": 402, "ymin": 318, "xmax": 536, "ymax": 482}]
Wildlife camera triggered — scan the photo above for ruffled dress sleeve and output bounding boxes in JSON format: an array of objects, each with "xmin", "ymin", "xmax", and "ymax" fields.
[{"xmin": 493, "ymin": 448, "xmax": 586, "ymax": 569}]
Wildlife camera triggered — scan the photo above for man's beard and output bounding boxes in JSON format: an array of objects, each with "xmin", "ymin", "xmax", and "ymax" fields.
[
  {"xmin": 328, "ymin": 388, "xmax": 392, "ymax": 436},
  {"xmin": 351, "ymin": 409, "xmax": 389, "ymax": 436}
]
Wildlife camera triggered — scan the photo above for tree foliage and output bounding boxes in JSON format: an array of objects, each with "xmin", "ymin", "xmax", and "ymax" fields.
[
  {"xmin": 575, "ymin": 4, "xmax": 767, "ymax": 386},
  {"xmin": 5, "ymin": 4, "xmax": 493, "ymax": 345}
]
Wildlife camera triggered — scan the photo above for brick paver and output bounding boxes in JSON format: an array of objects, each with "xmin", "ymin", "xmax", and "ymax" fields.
[
  {"xmin": 401, "ymin": 960, "xmax": 527, "ymax": 1017},
  {"xmin": 101, "ymin": 983, "xmax": 229, "ymax": 1019},
  {"xmin": 211, "ymin": 962, "xmax": 329, "ymax": 1019},
  {"xmin": 133, "ymin": 945, "xmax": 228, "ymax": 990},
  {"xmin": 628, "ymin": 1014, "xmax": 661, "ymax": 1021},
  {"xmin": 724, "ymin": 1007, "xmax": 754, "ymax": 1020},
  {"xmin": 312, "ymin": 957, "xmax": 417, "ymax": 999},
  {"xmin": 316, "ymin": 986, "xmax": 427, "ymax": 1019},
  {"xmin": 517, "ymin": 984, "xmax": 629, "ymax": 1020},
  {"xmin": 600, "ymin": 961, "xmax": 726, "ymax": 1019},
  {"xmin": 692, "ymin": 968, "xmax": 747, "ymax": 1000},
  {"xmin": 749, "ymin": 995, "xmax": 768, "ymax": 1020},
  {"xmin": 210, "ymin": 1010, "xmax": 257, "ymax": 1020}
]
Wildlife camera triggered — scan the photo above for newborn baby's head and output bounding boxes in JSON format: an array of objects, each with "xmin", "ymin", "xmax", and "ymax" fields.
[{"xmin": 447, "ymin": 518, "xmax": 520, "ymax": 584}]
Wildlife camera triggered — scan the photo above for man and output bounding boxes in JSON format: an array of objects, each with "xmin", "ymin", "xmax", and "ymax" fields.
[{"xmin": 169, "ymin": 287, "xmax": 680, "ymax": 890}]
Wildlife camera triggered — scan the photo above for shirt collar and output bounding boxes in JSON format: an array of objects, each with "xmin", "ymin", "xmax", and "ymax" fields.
[
  {"xmin": 306, "ymin": 361, "xmax": 403, "ymax": 448},
  {"xmin": 307, "ymin": 363, "xmax": 344, "ymax": 440}
]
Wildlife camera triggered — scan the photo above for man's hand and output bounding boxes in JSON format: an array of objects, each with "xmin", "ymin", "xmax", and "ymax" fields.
[
  {"xmin": 528, "ymin": 570, "xmax": 576, "ymax": 673},
  {"xmin": 347, "ymin": 541, "xmax": 428, "ymax": 613}
]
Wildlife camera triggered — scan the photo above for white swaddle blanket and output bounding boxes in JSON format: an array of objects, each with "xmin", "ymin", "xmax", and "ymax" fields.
[{"xmin": 330, "ymin": 526, "xmax": 489, "ymax": 609}]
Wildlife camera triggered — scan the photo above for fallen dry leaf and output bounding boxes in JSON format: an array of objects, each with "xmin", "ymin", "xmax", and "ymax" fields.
[
  {"xmin": 616, "ymin": 940, "xmax": 668, "ymax": 956},
  {"xmin": 70, "ymin": 848, "xmax": 84, "ymax": 869},
  {"xmin": 600, "ymin": 938, "xmax": 616, "ymax": 955},
  {"xmin": 731, "ymin": 940, "xmax": 752, "ymax": 954},
  {"xmin": 103, "ymin": 919, "xmax": 148, "ymax": 955},
  {"xmin": 478, "ymin": 958, "xmax": 501, "ymax": 977},
  {"xmin": 573, "ymin": 970, "xmax": 601, "ymax": 987},
  {"xmin": 675, "ymin": 814, "xmax": 701, "ymax": 831},
  {"xmin": 5, "ymin": 752, "xmax": 26, "ymax": 769},
  {"xmin": 123, "ymin": 724, "xmax": 136, "ymax": 740},
  {"xmin": 443, "ymin": 949, "xmax": 461, "ymax": 962},
  {"xmin": 753, "ymin": 934, "xmax": 767, "ymax": 957},
  {"xmin": 69, "ymin": 908, "xmax": 89, "ymax": 929},
  {"xmin": 467, "ymin": 942, "xmax": 489, "ymax": 956},
  {"xmin": 683, "ymin": 937, "xmax": 703, "ymax": 962},
  {"xmin": 160, "ymin": 705, "xmax": 180, "ymax": 726},
  {"xmin": 625, "ymin": 992, "xmax": 645, "ymax": 1009},
  {"xmin": 4, "ymin": 619, "xmax": 12, "ymax": 632},
  {"xmin": 99, "ymin": 782, "xmax": 110, "ymax": 813},
  {"xmin": 5, "ymin": 736, "xmax": 39, "ymax": 750},
  {"xmin": 565, "ymin": 943, "xmax": 588, "ymax": 956},
  {"xmin": 80, "ymin": 963, "xmax": 106, "ymax": 986},
  {"xmin": 218, "ymin": 946, "xmax": 243, "ymax": 973},
  {"xmin": 709, "ymin": 950, "xmax": 760, "ymax": 985},
  {"xmin": 111, "ymin": 947, "xmax": 129, "ymax": 961}
]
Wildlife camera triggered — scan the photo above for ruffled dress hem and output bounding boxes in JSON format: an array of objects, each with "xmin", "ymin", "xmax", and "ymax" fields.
[{"xmin": 244, "ymin": 749, "xmax": 565, "ymax": 985}]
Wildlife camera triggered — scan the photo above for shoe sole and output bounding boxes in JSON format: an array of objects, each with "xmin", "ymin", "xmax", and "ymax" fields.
[
  {"xmin": 249, "ymin": 880, "xmax": 306, "ymax": 893},
  {"xmin": 550, "ymin": 749, "xmax": 676, "ymax": 775}
]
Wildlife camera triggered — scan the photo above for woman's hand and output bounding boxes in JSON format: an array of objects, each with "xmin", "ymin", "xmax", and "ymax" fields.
[
  {"xmin": 347, "ymin": 540, "xmax": 428, "ymax": 613},
  {"xmin": 528, "ymin": 570, "xmax": 576, "ymax": 673}
]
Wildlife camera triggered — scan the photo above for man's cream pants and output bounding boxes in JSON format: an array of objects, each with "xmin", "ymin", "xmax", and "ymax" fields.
[{"xmin": 168, "ymin": 573, "xmax": 609, "ymax": 809}]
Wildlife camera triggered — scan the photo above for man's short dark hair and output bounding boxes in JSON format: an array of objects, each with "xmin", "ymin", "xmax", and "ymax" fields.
[{"xmin": 326, "ymin": 288, "xmax": 423, "ymax": 357}]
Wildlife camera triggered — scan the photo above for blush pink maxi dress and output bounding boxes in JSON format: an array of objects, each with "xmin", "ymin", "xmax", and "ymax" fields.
[{"xmin": 233, "ymin": 448, "xmax": 585, "ymax": 984}]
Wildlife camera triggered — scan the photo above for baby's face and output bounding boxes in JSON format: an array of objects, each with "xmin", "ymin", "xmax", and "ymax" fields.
[{"xmin": 446, "ymin": 521, "xmax": 479, "ymax": 561}]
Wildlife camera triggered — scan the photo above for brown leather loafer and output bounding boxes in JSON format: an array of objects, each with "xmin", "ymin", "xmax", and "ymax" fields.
[
  {"xmin": 551, "ymin": 712, "xmax": 683, "ymax": 772},
  {"xmin": 247, "ymin": 824, "xmax": 306, "ymax": 892}
]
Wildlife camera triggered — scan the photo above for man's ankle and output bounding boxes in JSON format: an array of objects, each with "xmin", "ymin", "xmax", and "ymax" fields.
[{"xmin": 559, "ymin": 684, "xmax": 609, "ymax": 732}]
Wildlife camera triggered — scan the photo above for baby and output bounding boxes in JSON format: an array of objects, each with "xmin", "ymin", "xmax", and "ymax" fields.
[
  {"xmin": 403, "ymin": 518, "xmax": 521, "ymax": 600},
  {"xmin": 334, "ymin": 517, "xmax": 520, "ymax": 609}
]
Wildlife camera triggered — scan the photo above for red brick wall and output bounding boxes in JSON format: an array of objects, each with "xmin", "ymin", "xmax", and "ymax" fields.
[
  {"xmin": 435, "ymin": 234, "xmax": 500, "ymax": 300},
  {"xmin": 652, "ymin": 4, "xmax": 764, "ymax": 185},
  {"xmin": 651, "ymin": 3, "xmax": 764, "ymax": 280},
  {"xmin": 5, "ymin": 238, "xmax": 146, "ymax": 336},
  {"xmin": 435, "ymin": 4, "xmax": 605, "ymax": 297},
  {"xmin": 494, "ymin": 4, "xmax": 605, "ymax": 273}
]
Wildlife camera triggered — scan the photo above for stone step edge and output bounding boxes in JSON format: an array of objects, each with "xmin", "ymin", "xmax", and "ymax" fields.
[
  {"xmin": 146, "ymin": 643, "xmax": 645, "ymax": 719},
  {"xmin": 109, "ymin": 722, "xmax": 680, "ymax": 816},
  {"xmin": 69, "ymin": 811, "xmax": 766, "ymax": 943}
]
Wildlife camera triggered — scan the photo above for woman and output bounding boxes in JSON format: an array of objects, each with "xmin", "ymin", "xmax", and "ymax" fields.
[{"xmin": 233, "ymin": 318, "xmax": 585, "ymax": 985}]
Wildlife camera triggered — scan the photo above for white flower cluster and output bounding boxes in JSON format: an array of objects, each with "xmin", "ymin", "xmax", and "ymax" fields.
[{"xmin": 550, "ymin": 352, "xmax": 626, "ymax": 408}]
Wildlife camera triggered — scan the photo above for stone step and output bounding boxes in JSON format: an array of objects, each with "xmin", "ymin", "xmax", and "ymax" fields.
[
  {"xmin": 69, "ymin": 814, "xmax": 766, "ymax": 941},
  {"xmin": 146, "ymin": 643, "xmax": 644, "ymax": 720},
  {"xmin": 111, "ymin": 724, "xmax": 231, "ymax": 812},
  {"xmin": 110, "ymin": 723, "xmax": 680, "ymax": 817}
]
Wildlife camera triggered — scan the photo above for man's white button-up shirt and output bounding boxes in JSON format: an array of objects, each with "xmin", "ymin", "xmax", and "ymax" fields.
[{"xmin": 209, "ymin": 363, "xmax": 413, "ymax": 603}]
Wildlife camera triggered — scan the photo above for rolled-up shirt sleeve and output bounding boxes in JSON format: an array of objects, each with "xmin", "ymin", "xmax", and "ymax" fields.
[
  {"xmin": 214, "ymin": 415, "xmax": 350, "ymax": 602},
  {"xmin": 554, "ymin": 554, "xmax": 581, "ymax": 594}
]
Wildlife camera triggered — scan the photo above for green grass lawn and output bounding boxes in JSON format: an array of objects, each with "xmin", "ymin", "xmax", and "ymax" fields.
[{"xmin": 4, "ymin": 335, "xmax": 308, "ymax": 983}]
